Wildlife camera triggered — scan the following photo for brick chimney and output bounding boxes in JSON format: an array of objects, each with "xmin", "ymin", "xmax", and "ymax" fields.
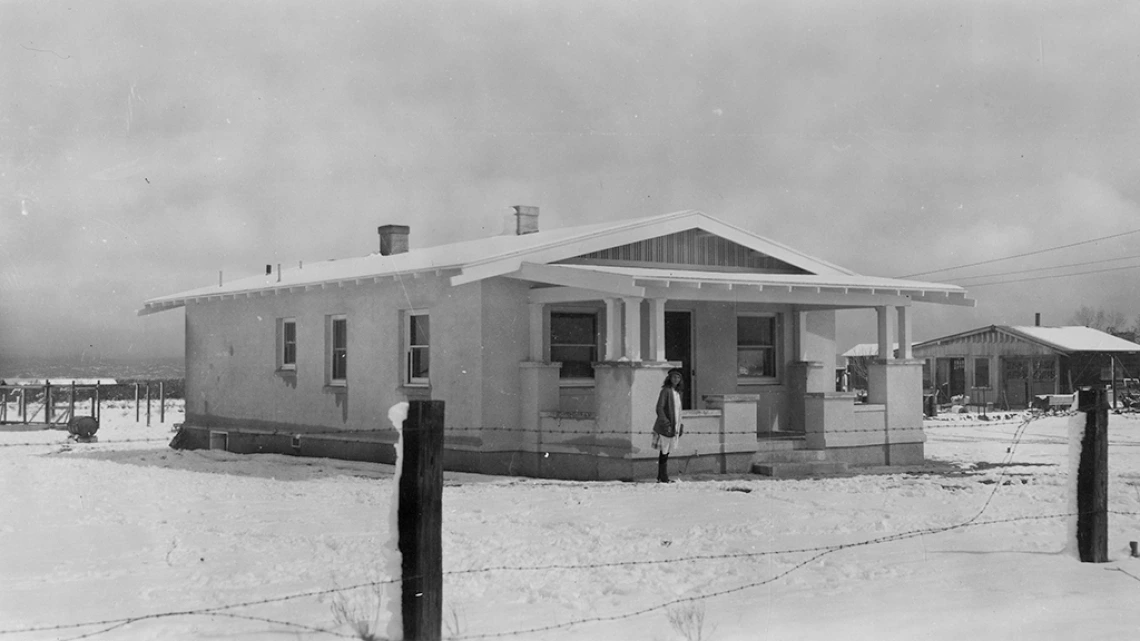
[
  {"xmin": 513, "ymin": 206, "xmax": 539, "ymax": 235},
  {"xmin": 378, "ymin": 225, "xmax": 410, "ymax": 256}
]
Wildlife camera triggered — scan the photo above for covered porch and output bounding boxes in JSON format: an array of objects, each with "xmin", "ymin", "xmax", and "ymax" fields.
[{"xmin": 494, "ymin": 263, "xmax": 972, "ymax": 479}]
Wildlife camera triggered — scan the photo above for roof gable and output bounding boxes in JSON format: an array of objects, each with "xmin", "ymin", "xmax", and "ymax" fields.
[
  {"xmin": 555, "ymin": 228, "xmax": 811, "ymax": 274},
  {"xmin": 450, "ymin": 210, "xmax": 854, "ymax": 286}
]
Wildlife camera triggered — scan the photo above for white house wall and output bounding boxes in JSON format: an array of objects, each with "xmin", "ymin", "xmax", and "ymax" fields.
[{"xmin": 184, "ymin": 274, "xmax": 489, "ymax": 433}]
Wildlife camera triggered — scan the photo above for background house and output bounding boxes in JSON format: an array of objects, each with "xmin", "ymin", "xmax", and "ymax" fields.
[{"xmin": 913, "ymin": 325, "xmax": 1140, "ymax": 409}]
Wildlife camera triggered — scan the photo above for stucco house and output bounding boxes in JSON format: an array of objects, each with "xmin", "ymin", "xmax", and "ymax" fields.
[
  {"xmin": 913, "ymin": 324, "xmax": 1140, "ymax": 409},
  {"xmin": 141, "ymin": 208, "xmax": 972, "ymax": 479}
]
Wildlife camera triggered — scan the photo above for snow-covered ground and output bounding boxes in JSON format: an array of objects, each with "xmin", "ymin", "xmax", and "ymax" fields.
[{"xmin": 2, "ymin": 401, "xmax": 1140, "ymax": 641}]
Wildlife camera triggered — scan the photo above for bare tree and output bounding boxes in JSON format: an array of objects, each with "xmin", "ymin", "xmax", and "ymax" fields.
[{"xmin": 1070, "ymin": 305, "xmax": 1127, "ymax": 332}]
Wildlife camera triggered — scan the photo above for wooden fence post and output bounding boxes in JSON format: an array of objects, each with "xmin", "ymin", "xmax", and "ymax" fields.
[
  {"xmin": 1077, "ymin": 387, "xmax": 1109, "ymax": 563},
  {"xmin": 146, "ymin": 383, "xmax": 152, "ymax": 427},
  {"xmin": 20, "ymin": 388, "xmax": 27, "ymax": 423},
  {"xmin": 94, "ymin": 382, "xmax": 100, "ymax": 421},
  {"xmin": 68, "ymin": 381, "xmax": 76, "ymax": 425},
  {"xmin": 400, "ymin": 400, "xmax": 444, "ymax": 640},
  {"xmin": 159, "ymin": 381, "xmax": 165, "ymax": 423},
  {"xmin": 135, "ymin": 383, "xmax": 140, "ymax": 422},
  {"xmin": 44, "ymin": 381, "xmax": 52, "ymax": 424}
]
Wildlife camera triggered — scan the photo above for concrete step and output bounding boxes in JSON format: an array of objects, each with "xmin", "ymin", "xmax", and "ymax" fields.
[
  {"xmin": 752, "ymin": 449, "xmax": 828, "ymax": 464},
  {"xmin": 754, "ymin": 436, "xmax": 808, "ymax": 452},
  {"xmin": 751, "ymin": 461, "xmax": 850, "ymax": 478}
]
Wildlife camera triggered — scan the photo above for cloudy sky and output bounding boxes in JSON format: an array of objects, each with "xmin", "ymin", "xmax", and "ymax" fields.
[{"xmin": 4, "ymin": 0, "xmax": 1140, "ymax": 360}]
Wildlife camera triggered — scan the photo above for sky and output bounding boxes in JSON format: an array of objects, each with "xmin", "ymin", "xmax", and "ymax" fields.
[{"xmin": 5, "ymin": 0, "xmax": 1140, "ymax": 360}]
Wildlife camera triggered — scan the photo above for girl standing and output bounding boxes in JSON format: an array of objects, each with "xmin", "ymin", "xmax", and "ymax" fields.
[{"xmin": 652, "ymin": 368, "xmax": 684, "ymax": 483}]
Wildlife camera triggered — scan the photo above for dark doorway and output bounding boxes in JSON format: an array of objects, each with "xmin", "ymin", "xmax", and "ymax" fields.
[
  {"xmin": 665, "ymin": 311, "xmax": 693, "ymax": 409},
  {"xmin": 935, "ymin": 357, "xmax": 966, "ymax": 403}
]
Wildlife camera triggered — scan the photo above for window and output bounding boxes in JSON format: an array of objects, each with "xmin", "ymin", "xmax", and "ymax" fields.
[
  {"xmin": 737, "ymin": 314, "xmax": 778, "ymax": 380},
  {"xmin": 278, "ymin": 318, "xmax": 297, "ymax": 371},
  {"xmin": 550, "ymin": 312, "xmax": 597, "ymax": 379},
  {"xmin": 974, "ymin": 358, "xmax": 990, "ymax": 388},
  {"xmin": 406, "ymin": 313, "xmax": 430, "ymax": 386},
  {"xmin": 328, "ymin": 315, "xmax": 347, "ymax": 385}
]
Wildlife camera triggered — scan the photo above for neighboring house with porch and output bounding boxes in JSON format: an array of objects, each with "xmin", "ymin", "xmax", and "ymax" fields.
[
  {"xmin": 912, "ymin": 325, "xmax": 1140, "ymax": 409},
  {"xmin": 140, "ymin": 208, "xmax": 973, "ymax": 479}
]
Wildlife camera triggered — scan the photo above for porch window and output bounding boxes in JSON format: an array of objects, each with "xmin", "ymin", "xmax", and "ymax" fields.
[
  {"xmin": 550, "ymin": 311, "xmax": 597, "ymax": 379},
  {"xmin": 328, "ymin": 314, "xmax": 347, "ymax": 385},
  {"xmin": 278, "ymin": 318, "xmax": 296, "ymax": 371},
  {"xmin": 405, "ymin": 312, "xmax": 430, "ymax": 386},
  {"xmin": 974, "ymin": 358, "xmax": 990, "ymax": 389},
  {"xmin": 737, "ymin": 314, "xmax": 778, "ymax": 381}
]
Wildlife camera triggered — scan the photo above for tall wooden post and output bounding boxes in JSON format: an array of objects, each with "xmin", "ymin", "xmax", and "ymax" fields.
[
  {"xmin": 146, "ymin": 383, "xmax": 152, "ymax": 427},
  {"xmin": 68, "ymin": 381, "xmax": 76, "ymax": 425},
  {"xmin": 44, "ymin": 381, "xmax": 52, "ymax": 424},
  {"xmin": 94, "ymin": 382, "xmax": 100, "ymax": 421},
  {"xmin": 399, "ymin": 400, "xmax": 444, "ymax": 641},
  {"xmin": 1077, "ymin": 387, "xmax": 1109, "ymax": 563},
  {"xmin": 135, "ymin": 383, "xmax": 140, "ymax": 422},
  {"xmin": 20, "ymin": 388, "xmax": 27, "ymax": 423},
  {"xmin": 159, "ymin": 381, "xmax": 165, "ymax": 423}
]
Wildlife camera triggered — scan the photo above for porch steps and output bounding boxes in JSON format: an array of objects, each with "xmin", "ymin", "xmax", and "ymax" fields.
[{"xmin": 751, "ymin": 436, "xmax": 849, "ymax": 477}]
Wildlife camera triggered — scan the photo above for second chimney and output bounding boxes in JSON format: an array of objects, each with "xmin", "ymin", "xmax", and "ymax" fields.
[
  {"xmin": 514, "ymin": 205, "xmax": 539, "ymax": 235},
  {"xmin": 378, "ymin": 225, "xmax": 410, "ymax": 256}
]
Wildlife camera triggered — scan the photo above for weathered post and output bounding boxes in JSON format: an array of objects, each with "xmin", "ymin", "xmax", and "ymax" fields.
[
  {"xmin": 399, "ymin": 400, "xmax": 444, "ymax": 640},
  {"xmin": 146, "ymin": 382, "xmax": 152, "ymax": 427},
  {"xmin": 135, "ymin": 383, "xmax": 140, "ymax": 422},
  {"xmin": 1077, "ymin": 387, "xmax": 1109, "ymax": 563},
  {"xmin": 94, "ymin": 382, "xmax": 100, "ymax": 421},
  {"xmin": 159, "ymin": 381, "xmax": 165, "ymax": 423},
  {"xmin": 44, "ymin": 381, "xmax": 52, "ymax": 424},
  {"xmin": 68, "ymin": 381, "xmax": 76, "ymax": 425},
  {"xmin": 20, "ymin": 388, "xmax": 27, "ymax": 423}
]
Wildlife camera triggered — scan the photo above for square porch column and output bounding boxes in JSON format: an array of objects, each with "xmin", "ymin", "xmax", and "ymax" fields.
[
  {"xmin": 647, "ymin": 298, "xmax": 666, "ymax": 362},
  {"xmin": 604, "ymin": 298, "xmax": 621, "ymax": 360},
  {"xmin": 529, "ymin": 303, "xmax": 545, "ymax": 361},
  {"xmin": 896, "ymin": 305, "xmax": 913, "ymax": 360},
  {"xmin": 622, "ymin": 296, "xmax": 643, "ymax": 361}
]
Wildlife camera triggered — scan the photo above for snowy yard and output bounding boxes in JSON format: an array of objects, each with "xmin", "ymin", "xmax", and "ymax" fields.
[{"xmin": 3, "ymin": 402, "xmax": 1140, "ymax": 640}]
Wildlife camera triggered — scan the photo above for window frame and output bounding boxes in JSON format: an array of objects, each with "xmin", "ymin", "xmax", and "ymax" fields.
[
  {"xmin": 327, "ymin": 314, "xmax": 347, "ymax": 386},
  {"xmin": 405, "ymin": 311, "xmax": 431, "ymax": 387},
  {"xmin": 549, "ymin": 309, "xmax": 599, "ymax": 384},
  {"xmin": 277, "ymin": 317, "xmax": 297, "ymax": 372},
  {"xmin": 736, "ymin": 312, "xmax": 780, "ymax": 384}
]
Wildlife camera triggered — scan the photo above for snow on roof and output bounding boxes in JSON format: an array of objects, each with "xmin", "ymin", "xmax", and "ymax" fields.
[
  {"xmin": 139, "ymin": 209, "xmax": 970, "ymax": 315},
  {"xmin": 1006, "ymin": 326, "xmax": 1140, "ymax": 353}
]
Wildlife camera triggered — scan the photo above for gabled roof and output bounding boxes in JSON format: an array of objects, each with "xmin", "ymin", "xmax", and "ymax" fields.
[
  {"xmin": 913, "ymin": 325, "xmax": 1140, "ymax": 354},
  {"xmin": 140, "ymin": 209, "xmax": 971, "ymax": 315}
]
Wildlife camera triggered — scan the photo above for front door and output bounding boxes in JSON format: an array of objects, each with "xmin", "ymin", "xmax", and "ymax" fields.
[
  {"xmin": 664, "ymin": 311, "xmax": 693, "ymax": 409},
  {"xmin": 935, "ymin": 357, "xmax": 966, "ymax": 403}
]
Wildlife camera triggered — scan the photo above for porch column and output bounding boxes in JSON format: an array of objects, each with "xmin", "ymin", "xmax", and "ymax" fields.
[
  {"xmin": 876, "ymin": 306, "xmax": 894, "ymax": 361},
  {"xmin": 604, "ymin": 298, "xmax": 621, "ymax": 360},
  {"xmin": 896, "ymin": 305, "xmax": 913, "ymax": 359},
  {"xmin": 529, "ymin": 303, "xmax": 545, "ymax": 361},
  {"xmin": 622, "ymin": 296, "xmax": 643, "ymax": 361},
  {"xmin": 647, "ymin": 298, "xmax": 667, "ymax": 362},
  {"xmin": 795, "ymin": 311, "xmax": 809, "ymax": 360}
]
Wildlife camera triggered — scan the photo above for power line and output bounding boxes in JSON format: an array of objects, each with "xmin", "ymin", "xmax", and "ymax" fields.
[
  {"xmin": 950, "ymin": 254, "xmax": 1140, "ymax": 283},
  {"xmin": 962, "ymin": 262, "xmax": 1140, "ymax": 288},
  {"xmin": 898, "ymin": 227, "xmax": 1140, "ymax": 278}
]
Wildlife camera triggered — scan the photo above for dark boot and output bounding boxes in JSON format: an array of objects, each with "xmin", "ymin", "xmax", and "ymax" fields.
[{"xmin": 657, "ymin": 452, "xmax": 671, "ymax": 483}]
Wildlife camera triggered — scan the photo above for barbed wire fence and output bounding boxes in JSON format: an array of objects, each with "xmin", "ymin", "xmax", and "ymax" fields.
[{"xmin": 2, "ymin": 411, "xmax": 1138, "ymax": 639}]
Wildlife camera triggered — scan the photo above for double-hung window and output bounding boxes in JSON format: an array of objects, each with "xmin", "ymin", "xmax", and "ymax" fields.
[
  {"xmin": 406, "ymin": 313, "xmax": 430, "ymax": 386},
  {"xmin": 737, "ymin": 314, "xmax": 778, "ymax": 382},
  {"xmin": 328, "ymin": 314, "xmax": 347, "ymax": 385},
  {"xmin": 278, "ymin": 318, "xmax": 296, "ymax": 371},
  {"xmin": 550, "ymin": 311, "xmax": 598, "ymax": 379}
]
